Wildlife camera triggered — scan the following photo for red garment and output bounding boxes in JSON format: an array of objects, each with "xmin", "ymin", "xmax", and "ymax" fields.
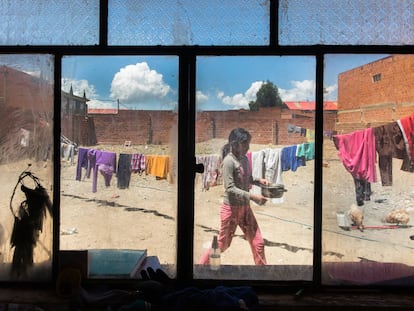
[
  {"xmin": 397, "ymin": 114, "xmax": 414, "ymax": 165},
  {"xmin": 333, "ymin": 128, "xmax": 377, "ymax": 183}
]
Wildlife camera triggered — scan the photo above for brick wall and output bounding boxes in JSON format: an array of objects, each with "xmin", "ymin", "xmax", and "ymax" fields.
[
  {"xmin": 87, "ymin": 107, "xmax": 336, "ymax": 147},
  {"xmin": 337, "ymin": 54, "xmax": 414, "ymax": 133}
]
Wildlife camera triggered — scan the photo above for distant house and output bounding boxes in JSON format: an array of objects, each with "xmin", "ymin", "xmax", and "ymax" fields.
[
  {"xmin": 61, "ymin": 86, "xmax": 88, "ymax": 117},
  {"xmin": 61, "ymin": 87, "xmax": 96, "ymax": 146}
]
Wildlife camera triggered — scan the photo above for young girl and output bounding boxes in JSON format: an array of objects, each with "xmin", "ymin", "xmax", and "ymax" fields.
[{"xmin": 200, "ymin": 128, "xmax": 269, "ymax": 265}]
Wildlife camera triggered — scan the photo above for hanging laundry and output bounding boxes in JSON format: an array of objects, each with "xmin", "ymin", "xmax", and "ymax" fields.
[
  {"xmin": 306, "ymin": 129, "xmax": 315, "ymax": 142},
  {"xmin": 250, "ymin": 149, "xmax": 266, "ymax": 197},
  {"xmin": 263, "ymin": 148, "xmax": 283, "ymax": 186},
  {"xmin": 287, "ymin": 124, "xmax": 296, "ymax": 133},
  {"xmin": 397, "ymin": 114, "xmax": 414, "ymax": 167},
  {"xmin": 373, "ymin": 121, "xmax": 411, "ymax": 186},
  {"xmin": 281, "ymin": 145, "xmax": 303, "ymax": 172},
  {"xmin": 117, "ymin": 153, "xmax": 132, "ymax": 189},
  {"xmin": 333, "ymin": 128, "xmax": 377, "ymax": 206},
  {"xmin": 75, "ymin": 147, "xmax": 91, "ymax": 181},
  {"xmin": 61, "ymin": 143, "xmax": 75, "ymax": 165},
  {"xmin": 296, "ymin": 142, "xmax": 315, "ymax": 161},
  {"xmin": 195, "ymin": 154, "xmax": 222, "ymax": 191},
  {"xmin": 353, "ymin": 177, "xmax": 372, "ymax": 206},
  {"xmin": 333, "ymin": 128, "xmax": 377, "ymax": 183},
  {"xmin": 145, "ymin": 155, "xmax": 170, "ymax": 179},
  {"xmin": 88, "ymin": 149, "xmax": 117, "ymax": 193},
  {"xmin": 131, "ymin": 153, "xmax": 146, "ymax": 174},
  {"xmin": 301, "ymin": 127, "xmax": 307, "ymax": 137}
]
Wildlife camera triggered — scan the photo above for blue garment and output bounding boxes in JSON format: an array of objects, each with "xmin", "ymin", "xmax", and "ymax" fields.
[{"xmin": 281, "ymin": 145, "xmax": 302, "ymax": 172}]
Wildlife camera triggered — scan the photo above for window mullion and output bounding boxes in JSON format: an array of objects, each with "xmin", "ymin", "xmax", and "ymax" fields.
[
  {"xmin": 313, "ymin": 53, "xmax": 324, "ymax": 285},
  {"xmin": 176, "ymin": 53, "xmax": 196, "ymax": 282}
]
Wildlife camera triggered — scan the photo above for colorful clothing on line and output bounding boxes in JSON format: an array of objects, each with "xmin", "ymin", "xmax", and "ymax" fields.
[
  {"xmin": 88, "ymin": 149, "xmax": 117, "ymax": 193},
  {"xmin": 75, "ymin": 147, "xmax": 91, "ymax": 181},
  {"xmin": 131, "ymin": 153, "xmax": 146, "ymax": 173},
  {"xmin": 145, "ymin": 155, "xmax": 170, "ymax": 179},
  {"xmin": 397, "ymin": 114, "xmax": 414, "ymax": 167},
  {"xmin": 117, "ymin": 153, "xmax": 132, "ymax": 189},
  {"xmin": 333, "ymin": 128, "xmax": 377, "ymax": 183}
]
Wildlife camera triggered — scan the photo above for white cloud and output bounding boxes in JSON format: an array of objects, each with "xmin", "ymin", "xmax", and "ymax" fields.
[
  {"xmin": 61, "ymin": 78, "xmax": 98, "ymax": 99},
  {"xmin": 61, "ymin": 78, "xmax": 117, "ymax": 109},
  {"xmin": 219, "ymin": 81, "xmax": 264, "ymax": 109},
  {"xmin": 196, "ymin": 91, "xmax": 208, "ymax": 103},
  {"xmin": 110, "ymin": 62, "xmax": 171, "ymax": 105},
  {"xmin": 279, "ymin": 80, "xmax": 315, "ymax": 101},
  {"xmin": 323, "ymin": 84, "xmax": 338, "ymax": 100},
  {"xmin": 214, "ymin": 79, "xmax": 338, "ymax": 109}
]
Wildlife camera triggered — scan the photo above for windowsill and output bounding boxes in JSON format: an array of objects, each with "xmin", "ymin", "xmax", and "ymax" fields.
[{"xmin": 1, "ymin": 287, "xmax": 414, "ymax": 310}]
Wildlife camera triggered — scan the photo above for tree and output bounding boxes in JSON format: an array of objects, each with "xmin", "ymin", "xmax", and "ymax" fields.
[{"xmin": 249, "ymin": 81, "xmax": 284, "ymax": 111}]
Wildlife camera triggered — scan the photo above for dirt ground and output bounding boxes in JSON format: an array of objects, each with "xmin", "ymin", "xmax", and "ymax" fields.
[{"xmin": 1, "ymin": 139, "xmax": 414, "ymax": 283}]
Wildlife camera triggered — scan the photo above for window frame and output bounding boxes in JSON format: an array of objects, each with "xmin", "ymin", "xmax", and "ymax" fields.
[{"xmin": 1, "ymin": 0, "xmax": 413, "ymax": 289}]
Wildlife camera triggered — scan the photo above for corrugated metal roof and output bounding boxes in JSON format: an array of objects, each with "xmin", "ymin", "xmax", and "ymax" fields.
[{"xmin": 284, "ymin": 101, "xmax": 337, "ymax": 111}]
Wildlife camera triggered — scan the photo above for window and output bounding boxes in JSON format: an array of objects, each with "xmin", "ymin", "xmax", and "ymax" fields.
[
  {"xmin": 0, "ymin": 0, "xmax": 413, "ymax": 288},
  {"xmin": 372, "ymin": 73, "xmax": 382, "ymax": 82}
]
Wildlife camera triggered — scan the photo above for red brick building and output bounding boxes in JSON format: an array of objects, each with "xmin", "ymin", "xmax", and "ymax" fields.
[
  {"xmin": 336, "ymin": 54, "xmax": 414, "ymax": 133},
  {"xmin": 0, "ymin": 65, "xmax": 53, "ymax": 162}
]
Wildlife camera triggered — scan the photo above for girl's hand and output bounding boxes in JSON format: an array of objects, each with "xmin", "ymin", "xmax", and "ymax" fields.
[
  {"xmin": 250, "ymin": 193, "xmax": 267, "ymax": 205},
  {"xmin": 259, "ymin": 178, "xmax": 269, "ymax": 186}
]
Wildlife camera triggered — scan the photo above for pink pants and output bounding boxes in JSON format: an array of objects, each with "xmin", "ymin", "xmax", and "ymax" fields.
[{"xmin": 199, "ymin": 203, "xmax": 267, "ymax": 265}]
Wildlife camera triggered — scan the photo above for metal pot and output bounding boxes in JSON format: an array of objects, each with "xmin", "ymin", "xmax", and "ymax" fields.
[{"xmin": 261, "ymin": 184, "xmax": 286, "ymax": 198}]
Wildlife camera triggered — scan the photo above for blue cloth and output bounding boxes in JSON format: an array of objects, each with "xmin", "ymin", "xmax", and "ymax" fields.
[{"xmin": 281, "ymin": 145, "xmax": 302, "ymax": 172}]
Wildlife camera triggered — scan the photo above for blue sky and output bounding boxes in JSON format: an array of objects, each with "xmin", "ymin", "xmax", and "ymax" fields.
[{"xmin": 62, "ymin": 54, "xmax": 388, "ymax": 111}]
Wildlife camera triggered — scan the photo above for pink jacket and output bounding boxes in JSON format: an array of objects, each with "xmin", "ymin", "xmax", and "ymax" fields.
[{"xmin": 333, "ymin": 128, "xmax": 377, "ymax": 183}]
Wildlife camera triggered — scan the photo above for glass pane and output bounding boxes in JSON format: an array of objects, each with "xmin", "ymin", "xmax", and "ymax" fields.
[
  {"xmin": 194, "ymin": 56, "xmax": 315, "ymax": 280},
  {"xmin": 0, "ymin": 0, "xmax": 99, "ymax": 45},
  {"xmin": 108, "ymin": 0, "xmax": 269, "ymax": 46},
  {"xmin": 61, "ymin": 56, "xmax": 178, "ymax": 279},
  {"xmin": 323, "ymin": 54, "xmax": 414, "ymax": 286},
  {"xmin": 0, "ymin": 54, "xmax": 54, "ymax": 281},
  {"xmin": 279, "ymin": 0, "xmax": 414, "ymax": 46}
]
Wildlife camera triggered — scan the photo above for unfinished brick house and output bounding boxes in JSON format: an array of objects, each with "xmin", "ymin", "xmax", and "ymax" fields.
[{"xmin": 336, "ymin": 54, "xmax": 414, "ymax": 134}]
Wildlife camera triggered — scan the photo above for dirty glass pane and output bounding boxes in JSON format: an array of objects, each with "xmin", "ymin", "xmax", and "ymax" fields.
[
  {"xmin": 0, "ymin": 0, "xmax": 99, "ymax": 45},
  {"xmin": 0, "ymin": 54, "xmax": 54, "ymax": 281},
  {"xmin": 322, "ymin": 54, "xmax": 414, "ymax": 286},
  {"xmin": 108, "ymin": 0, "xmax": 269, "ymax": 46},
  {"xmin": 61, "ymin": 56, "xmax": 178, "ymax": 279},
  {"xmin": 193, "ymin": 56, "xmax": 315, "ymax": 280},
  {"xmin": 279, "ymin": 0, "xmax": 414, "ymax": 46}
]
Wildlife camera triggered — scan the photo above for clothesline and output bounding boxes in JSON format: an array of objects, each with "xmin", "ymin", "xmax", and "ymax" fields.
[
  {"xmin": 333, "ymin": 114, "xmax": 414, "ymax": 206},
  {"xmin": 75, "ymin": 147, "xmax": 172, "ymax": 193}
]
